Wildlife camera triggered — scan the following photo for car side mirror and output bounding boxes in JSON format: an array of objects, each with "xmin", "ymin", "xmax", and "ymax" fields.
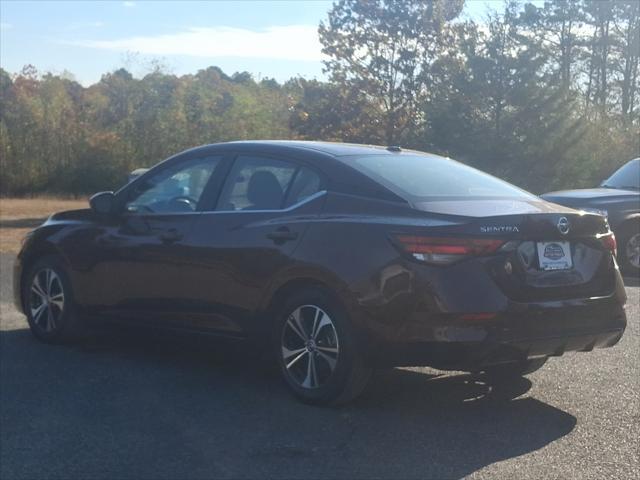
[{"xmin": 89, "ymin": 191, "xmax": 116, "ymax": 215}]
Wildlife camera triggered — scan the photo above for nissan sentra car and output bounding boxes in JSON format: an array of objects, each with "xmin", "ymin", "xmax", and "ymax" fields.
[{"xmin": 14, "ymin": 141, "xmax": 627, "ymax": 405}]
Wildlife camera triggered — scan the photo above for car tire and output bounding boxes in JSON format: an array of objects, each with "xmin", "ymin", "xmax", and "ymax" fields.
[
  {"xmin": 616, "ymin": 221, "xmax": 640, "ymax": 275},
  {"xmin": 273, "ymin": 287, "xmax": 372, "ymax": 406},
  {"xmin": 483, "ymin": 357, "xmax": 548, "ymax": 381},
  {"xmin": 23, "ymin": 255, "xmax": 83, "ymax": 343}
]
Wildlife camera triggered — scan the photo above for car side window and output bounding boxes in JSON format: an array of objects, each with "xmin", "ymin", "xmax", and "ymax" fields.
[
  {"xmin": 216, "ymin": 156, "xmax": 297, "ymax": 211},
  {"xmin": 284, "ymin": 167, "xmax": 322, "ymax": 207},
  {"xmin": 125, "ymin": 156, "xmax": 221, "ymax": 214}
]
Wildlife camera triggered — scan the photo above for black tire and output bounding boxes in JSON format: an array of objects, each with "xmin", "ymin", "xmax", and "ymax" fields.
[
  {"xmin": 616, "ymin": 221, "xmax": 640, "ymax": 275},
  {"xmin": 484, "ymin": 357, "xmax": 548, "ymax": 381},
  {"xmin": 273, "ymin": 287, "xmax": 372, "ymax": 406},
  {"xmin": 23, "ymin": 255, "xmax": 83, "ymax": 343}
]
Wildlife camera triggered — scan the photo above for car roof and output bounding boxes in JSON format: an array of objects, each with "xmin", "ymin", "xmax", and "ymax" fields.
[{"xmin": 223, "ymin": 140, "xmax": 424, "ymax": 157}]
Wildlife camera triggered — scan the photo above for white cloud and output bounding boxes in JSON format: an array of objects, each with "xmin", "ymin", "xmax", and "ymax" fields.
[
  {"xmin": 70, "ymin": 25, "xmax": 324, "ymax": 61},
  {"xmin": 122, "ymin": 1, "xmax": 136, "ymax": 7},
  {"xmin": 0, "ymin": 22, "xmax": 13, "ymax": 30},
  {"xmin": 68, "ymin": 21, "xmax": 105, "ymax": 30}
]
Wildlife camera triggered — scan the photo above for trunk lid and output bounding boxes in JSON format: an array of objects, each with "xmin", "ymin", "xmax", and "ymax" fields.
[
  {"xmin": 412, "ymin": 198, "xmax": 609, "ymax": 240},
  {"xmin": 412, "ymin": 197, "xmax": 575, "ymax": 218},
  {"xmin": 411, "ymin": 198, "xmax": 616, "ymax": 301}
]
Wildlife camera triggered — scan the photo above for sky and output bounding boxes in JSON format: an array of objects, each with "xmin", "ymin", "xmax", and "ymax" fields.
[{"xmin": 1, "ymin": 0, "xmax": 511, "ymax": 86}]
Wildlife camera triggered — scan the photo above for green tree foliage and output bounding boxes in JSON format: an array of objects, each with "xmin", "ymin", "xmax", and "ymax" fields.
[
  {"xmin": 287, "ymin": 78, "xmax": 377, "ymax": 142},
  {"xmin": 0, "ymin": 0, "xmax": 638, "ymax": 197},
  {"xmin": 318, "ymin": 0, "xmax": 639, "ymax": 192},
  {"xmin": 319, "ymin": 0, "xmax": 465, "ymax": 144},
  {"xmin": 0, "ymin": 66, "xmax": 293, "ymax": 196}
]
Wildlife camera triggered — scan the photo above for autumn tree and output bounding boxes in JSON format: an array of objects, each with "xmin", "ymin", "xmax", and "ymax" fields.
[
  {"xmin": 319, "ymin": 0, "xmax": 464, "ymax": 145},
  {"xmin": 0, "ymin": 1, "xmax": 638, "ymax": 197}
]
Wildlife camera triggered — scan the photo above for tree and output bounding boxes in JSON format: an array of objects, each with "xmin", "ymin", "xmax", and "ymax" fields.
[
  {"xmin": 287, "ymin": 78, "xmax": 375, "ymax": 142},
  {"xmin": 521, "ymin": 0, "xmax": 584, "ymax": 93},
  {"xmin": 0, "ymin": 1, "xmax": 638, "ymax": 198},
  {"xmin": 583, "ymin": 1, "xmax": 617, "ymax": 116},
  {"xmin": 612, "ymin": 0, "xmax": 640, "ymax": 121},
  {"xmin": 319, "ymin": 0, "xmax": 464, "ymax": 144}
]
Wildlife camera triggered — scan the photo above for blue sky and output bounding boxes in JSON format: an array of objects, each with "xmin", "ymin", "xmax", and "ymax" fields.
[{"xmin": 1, "ymin": 0, "xmax": 508, "ymax": 85}]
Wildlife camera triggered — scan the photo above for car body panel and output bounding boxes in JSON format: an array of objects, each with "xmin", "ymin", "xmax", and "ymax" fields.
[
  {"xmin": 172, "ymin": 191, "xmax": 327, "ymax": 335},
  {"xmin": 543, "ymin": 187, "xmax": 636, "ymax": 200},
  {"xmin": 412, "ymin": 198, "xmax": 578, "ymax": 217},
  {"xmin": 542, "ymin": 189, "xmax": 639, "ymax": 228}
]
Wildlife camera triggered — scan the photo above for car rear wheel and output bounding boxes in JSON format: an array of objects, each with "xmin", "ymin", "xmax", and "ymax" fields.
[
  {"xmin": 274, "ymin": 287, "xmax": 372, "ymax": 405},
  {"xmin": 617, "ymin": 221, "xmax": 640, "ymax": 275},
  {"xmin": 483, "ymin": 357, "xmax": 548, "ymax": 381},
  {"xmin": 24, "ymin": 256, "xmax": 83, "ymax": 343}
]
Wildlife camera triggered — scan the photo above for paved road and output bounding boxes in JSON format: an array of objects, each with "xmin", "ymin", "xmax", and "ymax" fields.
[{"xmin": 0, "ymin": 253, "xmax": 638, "ymax": 479}]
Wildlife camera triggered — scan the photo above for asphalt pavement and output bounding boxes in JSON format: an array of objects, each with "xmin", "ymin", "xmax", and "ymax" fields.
[{"xmin": 0, "ymin": 253, "xmax": 638, "ymax": 479}]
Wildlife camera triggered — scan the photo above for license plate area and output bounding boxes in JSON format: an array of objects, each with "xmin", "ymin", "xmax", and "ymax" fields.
[{"xmin": 537, "ymin": 241, "xmax": 572, "ymax": 271}]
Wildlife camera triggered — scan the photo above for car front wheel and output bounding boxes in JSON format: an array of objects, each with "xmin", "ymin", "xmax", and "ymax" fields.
[
  {"xmin": 274, "ymin": 287, "xmax": 372, "ymax": 405},
  {"xmin": 24, "ymin": 256, "xmax": 83, "ymax": 343}
]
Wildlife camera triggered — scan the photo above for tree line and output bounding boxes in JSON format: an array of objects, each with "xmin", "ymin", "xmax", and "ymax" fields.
[{"xmin": 1, "ymin": 0, "xmax": 638, "ymax": 197}]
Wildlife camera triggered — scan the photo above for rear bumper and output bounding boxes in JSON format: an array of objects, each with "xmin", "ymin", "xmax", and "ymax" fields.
[
  {"xmin": 373, "ymin": 324, "xmax": 625, "ymax": 370},
  {"xmin": 363, "ymin": 270, "xmax": 628, "ymax": 370},
  {"xmin": 359, "ymin": 253, "xmax": 627, "ymax": 371}
]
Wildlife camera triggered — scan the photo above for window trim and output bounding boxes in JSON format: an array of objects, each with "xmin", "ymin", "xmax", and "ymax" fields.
[{"xmin": 204, "ymin": 189, "xmax": 327, "ymax": 215}]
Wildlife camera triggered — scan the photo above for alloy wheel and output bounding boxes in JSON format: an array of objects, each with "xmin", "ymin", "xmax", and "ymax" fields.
[
  {"xmin": 29, "ymin": 268, "xmax": 65, "ymax": 333},
  {"xmin": 281, "ymin": 304, "xmax": 340, "ymax": 389},
  {"xmin": 626, "ymin": 233, "xmax": 640, "ymax": 269}
]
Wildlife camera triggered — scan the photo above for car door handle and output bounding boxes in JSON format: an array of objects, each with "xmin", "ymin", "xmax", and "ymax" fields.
[
  {"xmin": 266, "ymin": 227, "xmax": 298, "ymax": 243},
  {"xmin": 159, "ymin": 228, "xmax": 183, "ymax": 243}
]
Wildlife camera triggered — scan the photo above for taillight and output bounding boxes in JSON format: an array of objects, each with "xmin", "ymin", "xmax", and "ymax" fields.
[
  {"xmin": 600, "ymin": 232, "xmax": 617, "ymax": 256},
  {"xmin": 395, "ymin": 235, "xmax": 505, "ymax": 265}
]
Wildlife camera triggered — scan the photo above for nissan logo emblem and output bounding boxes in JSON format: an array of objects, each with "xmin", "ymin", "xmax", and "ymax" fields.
[{"xmin": 557, "ymin": 217, "xmax": 570, "ymax": 235}]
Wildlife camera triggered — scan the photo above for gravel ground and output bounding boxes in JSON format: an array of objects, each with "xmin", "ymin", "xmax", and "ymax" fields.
[{"xmin": 0, "ymin": 253, "xmax": 638, "ymax": 480}]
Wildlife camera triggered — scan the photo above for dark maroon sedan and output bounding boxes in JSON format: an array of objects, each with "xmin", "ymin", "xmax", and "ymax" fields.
[{"xmin": 14, "ymin": 141, "xmax": 627, "ymax": 404}]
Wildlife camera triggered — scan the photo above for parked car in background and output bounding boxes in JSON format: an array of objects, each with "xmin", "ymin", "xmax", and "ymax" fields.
[
  {"xmin": 14, "ymin": 141, "xmax": 627, "ymax": 405},
  {"xmin": 542, "ymin": 159, "xmax": 640, "ymax": 274},
  {"xmin": 128, "ymin": 168, "xmax": 149, "ymax": 183}
]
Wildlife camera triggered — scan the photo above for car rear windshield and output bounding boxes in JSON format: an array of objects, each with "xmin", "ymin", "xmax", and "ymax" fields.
[
  {"xmin": 347, "ymin": 154, "xmax": 535, "ymax": 200},
  {"xmin": 602, "ymin": 159, "xmax": 639, "ymax": 190}
]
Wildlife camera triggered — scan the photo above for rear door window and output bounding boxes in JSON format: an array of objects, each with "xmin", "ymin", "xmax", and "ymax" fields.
[
  {"xmin": 284, "ymin": 167, "xmax": 322, "ymax": 207},
  {"xmin": 216, "ymin": 156, "xmax": 297, "ymax": 211}
]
